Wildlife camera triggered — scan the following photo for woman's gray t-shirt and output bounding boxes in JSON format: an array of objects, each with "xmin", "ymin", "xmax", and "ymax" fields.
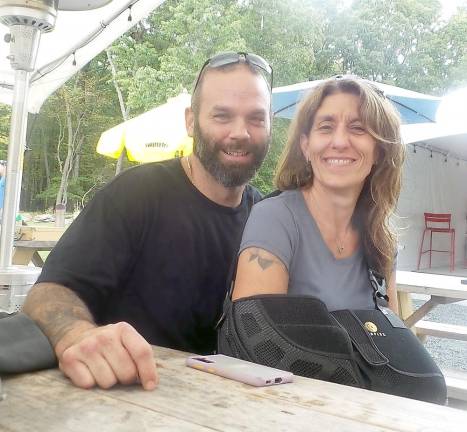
[{"xmin": 240, "ymin": 189, "xmax": 375, "ymax": 311}]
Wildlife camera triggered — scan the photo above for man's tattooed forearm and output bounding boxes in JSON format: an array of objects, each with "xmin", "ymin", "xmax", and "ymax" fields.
[
  {"xmin": 23, "ymin": 284, "xmax": 94, "ymax": 346},
  {"xmin": 248, "ymin": 249, "xmax": 275, "ymax": 270},
  {"xmin": 41, "ymin": 304, "xmax": 92, "ymax": 346}
]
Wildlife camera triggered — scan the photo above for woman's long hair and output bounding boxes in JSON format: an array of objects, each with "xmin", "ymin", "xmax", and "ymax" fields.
[{"xmin": 275, "ymin": 77, "xmax": 405, "ymax": 281}]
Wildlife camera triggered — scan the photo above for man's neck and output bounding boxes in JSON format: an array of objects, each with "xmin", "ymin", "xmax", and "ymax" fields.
[{"xmin": 182, "ymin": 155, "xmax": 246, "ymax": 207}]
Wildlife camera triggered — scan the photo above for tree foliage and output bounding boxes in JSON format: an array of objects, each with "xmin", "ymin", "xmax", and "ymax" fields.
[{"xmin": 0, "ymin": 105, "xmax": 11, "ymax": 160}]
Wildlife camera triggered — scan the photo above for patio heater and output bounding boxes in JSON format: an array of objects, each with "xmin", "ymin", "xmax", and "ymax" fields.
[{"xmin": 0, "ymin": 0, "xmax": 113, "ymax": 313}]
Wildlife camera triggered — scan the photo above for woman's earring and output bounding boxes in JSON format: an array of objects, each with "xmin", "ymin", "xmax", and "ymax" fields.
[{"xmin": 305, "ymin": 155, "xmax": 312, "ymax": 176}]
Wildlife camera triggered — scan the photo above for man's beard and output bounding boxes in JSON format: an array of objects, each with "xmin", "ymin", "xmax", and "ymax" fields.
[{"xmin": 192, "ymin": 119, "xmax": 270, "ymax": 188}]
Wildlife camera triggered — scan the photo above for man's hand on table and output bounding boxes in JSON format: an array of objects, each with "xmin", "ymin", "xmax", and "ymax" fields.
[{"xmin": 55, "ymin": 321, "xmax": 158, "ymax": 390}]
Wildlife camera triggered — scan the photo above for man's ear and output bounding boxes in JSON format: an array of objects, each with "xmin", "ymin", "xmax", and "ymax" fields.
[{"xmin": 185, "ymin": 107, "xmax": 194, "ymax": 137}]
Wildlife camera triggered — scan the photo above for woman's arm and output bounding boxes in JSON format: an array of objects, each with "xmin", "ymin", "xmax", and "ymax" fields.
[
  {"xmin": 386, "ymin": 272, "xmax": 399, "ymax": 314},
  {"xmin": 232, "ymin": 247, "xmax": 289, "ymax": 300}
]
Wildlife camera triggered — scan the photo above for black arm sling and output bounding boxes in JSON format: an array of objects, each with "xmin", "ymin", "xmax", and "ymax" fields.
[{"xmin": 216, "ymin": 194, "xmax": 447, "ymax": 404}]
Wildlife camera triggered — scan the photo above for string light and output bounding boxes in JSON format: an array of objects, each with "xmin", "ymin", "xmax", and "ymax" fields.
[
  {"xmin": 128, "ymin": 5, "xmax": 132, "ymax": 21},
  {"xmin": 72, "ymin": 52, "xmax": 76, "ymax": 66},
  {"xmin": 411, "ymin": 144, "xmax": 467, "ymax": 165}
]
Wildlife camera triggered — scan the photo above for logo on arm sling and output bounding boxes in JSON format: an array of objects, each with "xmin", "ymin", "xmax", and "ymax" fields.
[{"xmin": 364, "ymin": 321, "xmax": 386, "ymax": 337}]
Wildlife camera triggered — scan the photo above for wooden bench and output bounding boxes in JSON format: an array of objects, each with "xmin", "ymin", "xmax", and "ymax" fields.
[
  {"xmin": 443, "ymin": 369, "xmax": 467, "ymax": 403},
  {"xmin": 415, "ymin": 320, "xmax": 467, "ymax": 342}
]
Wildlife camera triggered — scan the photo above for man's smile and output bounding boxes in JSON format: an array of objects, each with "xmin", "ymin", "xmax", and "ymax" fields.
[{"xmin": 224, "ymin": 150, "xmax": 249, "ymax": 156}]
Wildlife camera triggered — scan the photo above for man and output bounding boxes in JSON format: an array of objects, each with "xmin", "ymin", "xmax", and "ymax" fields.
[{"xmin": 23, "ymin": 52, "xmax": 273, "ymax": 391}]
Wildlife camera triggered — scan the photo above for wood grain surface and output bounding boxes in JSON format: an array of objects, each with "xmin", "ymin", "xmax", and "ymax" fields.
[{"xmin": 1, "ymin": 346, "xmax": 466, "ymax": 432}]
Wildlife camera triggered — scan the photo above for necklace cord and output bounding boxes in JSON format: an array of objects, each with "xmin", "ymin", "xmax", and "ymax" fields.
[{"xmin": 309, "ymin": 190, "xmax": 351, "ymax": 255}]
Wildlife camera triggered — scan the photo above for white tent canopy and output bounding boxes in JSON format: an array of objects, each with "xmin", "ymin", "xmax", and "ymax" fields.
[
  {"xmin": 0, "ymin": 0, "xmax": 165, "ymax": 113},
  {"xmin": 396, "ymin": 112, "xmax": 467, "ymax": 271},
  {"xmin": 401, "ymin": 123, "xmax": 467, "ymax": 160},
  {"xmin": 396, "ymin": 144, "xmax": 467, "ymax": 271}
]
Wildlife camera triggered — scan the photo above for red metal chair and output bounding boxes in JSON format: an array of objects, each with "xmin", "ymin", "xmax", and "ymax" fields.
[{"xmin": 417, "ymin": 213, "xmax": 455, "ymax": 271}]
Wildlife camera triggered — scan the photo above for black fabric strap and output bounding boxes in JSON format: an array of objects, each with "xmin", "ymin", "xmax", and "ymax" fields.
[
  {"xmin": 215, "ymin": 188, "xmax": 257, "ymax": 329},
  {"xmin": 368, "ymin": 268, "xmax": 389, "ymax": 310}
]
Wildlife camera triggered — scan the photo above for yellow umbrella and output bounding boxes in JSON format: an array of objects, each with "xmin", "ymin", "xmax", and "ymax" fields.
[{"xmin": 97, "ymin": 92, "xmax": 192, "ymax": 163}]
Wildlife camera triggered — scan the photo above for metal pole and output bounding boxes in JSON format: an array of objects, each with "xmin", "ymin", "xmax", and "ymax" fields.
[
  {"xmin": 0, "ymin": 24, "xmax": 45, "ymax": 313},
  {"xmin": 0, "ymin": 69, "xmax": 30, "ymax": 268}
]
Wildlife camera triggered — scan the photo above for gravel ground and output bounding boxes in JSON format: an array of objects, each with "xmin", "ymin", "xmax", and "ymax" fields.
[{"xmin": 413, "ymin": 299, "xmax": 467, "ymax": 371}]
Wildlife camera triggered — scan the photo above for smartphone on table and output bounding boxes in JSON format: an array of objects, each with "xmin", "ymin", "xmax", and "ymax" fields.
[{"xmin": 186, "ymin": 354, "xmax": 293, "ymax": 387}]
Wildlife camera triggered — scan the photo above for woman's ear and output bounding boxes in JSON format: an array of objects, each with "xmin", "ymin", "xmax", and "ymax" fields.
[
  {"xmin": 373, "ymin": 143, "xmax": 381, "ymax": 165},
  {"xmin": 300, "ymin": 134, "xmax": 309, "ymax": 161}
]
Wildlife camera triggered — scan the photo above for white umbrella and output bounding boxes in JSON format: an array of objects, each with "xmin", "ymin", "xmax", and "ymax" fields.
[
  {"xmin": 436, "ymin": 87, "xmax": 467, "ymax": 127},
  {"xmin": 272, "ymin": 79, "xmax": 441, "ymax": 124},
  {"xmin": 400, "ymin": 87, "xmax": 467, "ymax": 158}
]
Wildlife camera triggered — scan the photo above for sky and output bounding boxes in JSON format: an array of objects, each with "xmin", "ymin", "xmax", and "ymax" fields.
[
  {"xmin": 440, "ymin": 0, "xmax": 466, "ymax": 18},
  {"xmin": 341, "ymin": 0, "xmax": 466, "ymax": 18}
]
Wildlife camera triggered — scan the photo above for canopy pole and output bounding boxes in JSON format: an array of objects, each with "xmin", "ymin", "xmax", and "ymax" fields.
[
  {"xmin": 0, "ymin": 69, "xmax": 31, "ymax": 268},
  {"xmin": 0, "ymin": 23, "xmax": 41, "ymax": 268}
]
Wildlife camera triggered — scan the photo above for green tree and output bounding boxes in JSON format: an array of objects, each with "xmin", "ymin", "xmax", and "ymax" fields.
[
  {"xmin": 311, "ymin": 0, "xmax": 467, "ymax": 94},
  {"xmin": 239, "ymin": 0, "xmax": 322, "ymax": 86},
  {"xmin": 0, "ymin": 104, "xmax": 10, "ymax": 160},
  {"xmin": 424, "ymin": 5, "xmax": 467, "ymax": 93},
  {"xmin": 130, "ymin": 0, "xmax": 246, "ymax": 112},
  {"xmin": 25, "ymin": 59, "xmax": 120, "ymax": 211}
]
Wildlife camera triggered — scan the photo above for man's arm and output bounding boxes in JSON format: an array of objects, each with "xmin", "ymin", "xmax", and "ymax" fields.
[
  {"xmin": 23, "ymin": 283, "xmax": 95, "ymax": 348},
  {"xmin": 23, "ymin": 283, "xmax": 158, "ymax": 390}
]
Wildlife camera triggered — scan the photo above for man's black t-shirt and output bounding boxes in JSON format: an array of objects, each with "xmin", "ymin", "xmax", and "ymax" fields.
[{"xmin": 38, "ymin": 158, "xmax": 261, "ymax": 354}]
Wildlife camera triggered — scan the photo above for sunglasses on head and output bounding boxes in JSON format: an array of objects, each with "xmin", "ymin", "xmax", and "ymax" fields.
[
  {"xmin": 193, "ymin": 52, "xmax": 273, "ymax": 93},
  {"xmin": 333, "ymin": 74, "xmax": 386, "ymax": 98}
]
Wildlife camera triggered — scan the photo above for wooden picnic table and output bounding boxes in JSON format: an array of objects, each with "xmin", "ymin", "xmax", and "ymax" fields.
[
  {"xmin": 12, "ymin": 240, "xmax": 57, "ymax": 267},
  {"xmin": 396, "ymin": 270, "xmax": 467, "ymax": 403},
  {"xmin": 12, "ymin": 226, "xmax": 65, "ymax": 267},
  {"xmin": 396, "ymin": 270, "xmax": 467, "ymax": 327},
  {"xmin": 1, "ymin": 346, "xmax": 466, "ymax": 432}
]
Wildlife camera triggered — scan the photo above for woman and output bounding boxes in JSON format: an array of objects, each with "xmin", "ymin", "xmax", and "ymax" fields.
[
  {"xmin": 232, "ymin": 76, "xmax": 405, "ymax": 311},
  {"xmin": 220, "ymin": 93, "xmax": 448, "ymax": 404}
]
